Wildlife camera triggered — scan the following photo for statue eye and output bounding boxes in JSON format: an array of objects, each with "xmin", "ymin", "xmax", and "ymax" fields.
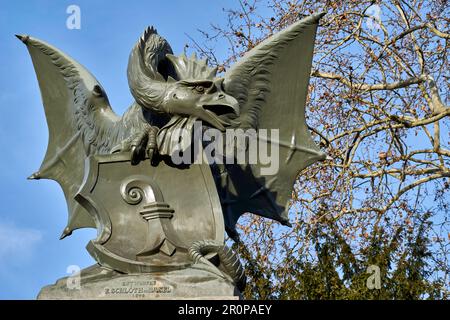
[{"xmin": 194, "ymin": 85, "xmax": 205, "ymax": 93}]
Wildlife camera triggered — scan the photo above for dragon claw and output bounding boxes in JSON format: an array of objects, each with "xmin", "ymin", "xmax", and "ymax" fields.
[
  {"xmin": 147, "ymin": 147, "xmax": 155, "ymax": 162},
  {"xmin": 130, "ymin": 131, "xmax": 148, "ymax": 165},
  {"xmin": 111, "ymin": 126, "xmax": 159, "ymax": 165}
]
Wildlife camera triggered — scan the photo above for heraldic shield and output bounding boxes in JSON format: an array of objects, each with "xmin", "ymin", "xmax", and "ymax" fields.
[{"xmin": 75, "ymin": 153, "xmax": 225, "ymax": 274}]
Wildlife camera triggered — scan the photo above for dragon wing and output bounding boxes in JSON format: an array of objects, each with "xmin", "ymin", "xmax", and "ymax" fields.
[
  {"xmin": 18, "ymin": 35, "xmax": 119, "ymax": 239},
  {"xmin": 218, "ymin": 13, "xmax": 326, "ymax": 239}
]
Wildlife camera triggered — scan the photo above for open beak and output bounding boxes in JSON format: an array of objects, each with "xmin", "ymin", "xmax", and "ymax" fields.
[{"xmin": 197, "ymin": 93, "xmax": 240, "ymax": 131}]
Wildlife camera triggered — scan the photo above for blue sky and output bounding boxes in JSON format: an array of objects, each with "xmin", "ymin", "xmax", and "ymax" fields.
[{"xmin": 0, "ymin": 0, "xmax": 241, "ymax": 299}]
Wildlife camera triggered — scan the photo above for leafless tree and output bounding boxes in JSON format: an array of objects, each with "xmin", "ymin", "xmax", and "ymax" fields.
[{"xmin": 190, "ymin": 0, "xmax": 449, "ymax": 298}]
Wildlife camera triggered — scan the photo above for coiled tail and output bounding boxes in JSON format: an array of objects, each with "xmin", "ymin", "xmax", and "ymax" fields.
[{"xmin": 189, "ymin": 240, "xmax": 246, "ymax": 291}]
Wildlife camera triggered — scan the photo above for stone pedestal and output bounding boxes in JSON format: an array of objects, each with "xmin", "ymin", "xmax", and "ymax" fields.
[{"xmin": 37, "ymin": 264, "xmax": 240, "ymax": 300}]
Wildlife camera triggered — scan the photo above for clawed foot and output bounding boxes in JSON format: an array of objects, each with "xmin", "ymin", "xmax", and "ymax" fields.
[{"xmin": 111, "ymin": 125, "xmax": 158, "ymax": 165}]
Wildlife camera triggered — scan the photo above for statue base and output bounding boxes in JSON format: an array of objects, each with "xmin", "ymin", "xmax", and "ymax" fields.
[{"xmin": 37, "ymin": 264, "xmax": 241, "ymax": 300}]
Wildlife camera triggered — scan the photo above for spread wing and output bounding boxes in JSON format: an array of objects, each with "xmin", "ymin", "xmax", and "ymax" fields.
[
  {"xmin": 218, "ymin": 13, "xmax": 326, "ymax": 240},
  {"xmin": 18, "ymin": 35, "xmax": 119, "ymax": 239}
]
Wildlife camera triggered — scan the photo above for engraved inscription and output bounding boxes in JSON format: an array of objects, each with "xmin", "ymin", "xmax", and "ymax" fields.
[{"xmin": 103, "ymin": 280, "xmax": 173, "ymax": 298}]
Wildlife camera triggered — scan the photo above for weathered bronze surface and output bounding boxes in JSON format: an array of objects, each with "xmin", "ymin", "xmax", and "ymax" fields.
[{"xmin": 19, "ymin": 13, "xmax": 325, "ymax": 299}]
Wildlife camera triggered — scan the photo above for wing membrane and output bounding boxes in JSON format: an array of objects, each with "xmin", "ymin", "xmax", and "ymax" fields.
[
  {"xmin": 20, "ymin": 36, "xmax": 118, "ymax": 237},
  {"xmin": 218, "ymin": 13, "xmax": 326, "ymax": 239}
]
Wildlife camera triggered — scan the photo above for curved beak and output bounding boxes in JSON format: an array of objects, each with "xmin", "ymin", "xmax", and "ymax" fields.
[{"xmin": 197, "ymin": 81, "xmax": 240, "ymax": 131}]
